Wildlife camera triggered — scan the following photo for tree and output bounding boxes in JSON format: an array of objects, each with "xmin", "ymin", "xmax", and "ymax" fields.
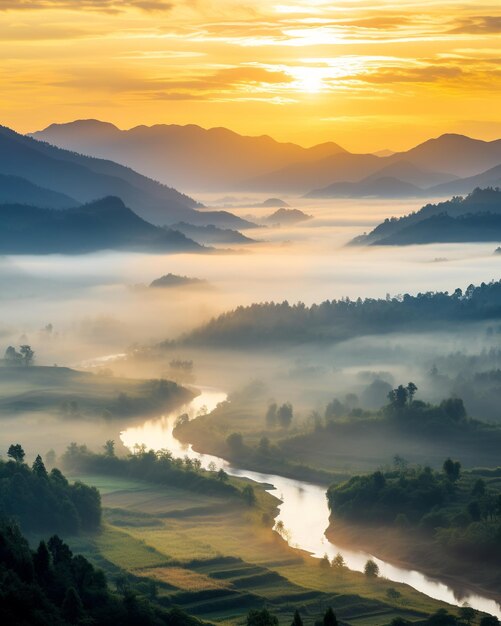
[
  {"xmin": 332, "ymin": 552, "xmax": 345, "ymax": 569},
  {"xmin": 7, "ymin": 443, "xmax": 25, "ymax": 464},
  {"xmin": 427, "ymin": 609, "xmax": 459, "ymax": 625},
  {"xmin": 320, "ymin": 553, "xmax": 331, "ymax": 568},
  {"xmin": 217, "ymin": 468, "xmax": 229, "ymax": 482},
  {"xmin": 258, "ymin": 436, "xmax": 270, "ymax": 456},
  {"xmin": 386, "ymin": 587, "xmax": 401, "ymax": 601},
  {"xmin": 406, "ymin": 382, "xmax": 417, "ymax": 402},
  {"xmin": 440, "ymin": 397, "xmax": 466, "ymax": 422},
  {"xmin": 4, "ymin": 346, "xmax": 22, "ymax": 365},
  {"xmin": 388, "ymin": 385, "xmax": 408, "ymax": 408},
  {"xmin": 45, "ymin": 449, "xmax": 56, "ymax": 467},
  {"xmin": 364, "ymin": 559, "xmax": 379, "ymax": 578},
  {"xmin": 291, "ymin": 610, "xmax": 303, "ymax": 626},
  {"xmin": 33, "ymin": 541, "xmax": 51, "ymax": 578},
  {"xmin": 323, "ymin": 607, "xmax": 338, "ymax": 626},
  {"xmin": 227, "ymin": 432, "xmax": 244, "ymax": 452},
  {"xmin": 62, "ymin": 587, "xmax": 84, "ymax": 623},
  {"xmin": 479, "ymin": 617, "xmax": 499, "ymax": 626},
  {"xmin": 443, "ymin": 458, "xmax": 461, "ymax": 482},
  {"xmin": 266, "ymin": 403, "xmax": 277, "ymax": 428},
  {"xmin": 277, "ymin": 402, "xmax": 293, "ymax": 428},
  {"xmin": 242, "ymin": 484, "xmax": 256, "ymax": 506},
  {"xmin": 32, "ymin": 454, "xmax": 48, "ymax": 478},
  {"xmin": 20, "ymin": 345, "xmax": 34, "ymax": 366},
  {"xmin": 103, "ymin": 440, "xmax": 115, "ymax": 457},
  {"xmin": 459, "ymin": 605, "xmax": 476, "ymax": 626},
  {"xmin": 247, "ymin": 609, "xmax": 279, "ymax": 626}
]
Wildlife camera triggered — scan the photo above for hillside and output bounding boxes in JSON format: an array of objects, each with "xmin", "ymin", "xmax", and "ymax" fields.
[
  {"xmin": 167, "ymin": 279, "xmax": 501, "ymax": 348},
  {"xmin": 353, "ymin": 188, "xmax": 501, "ymax": 245},
  {"xmin": 170, "ymin": 222, "xmax": 257, "ymax": 245},
  {"xmin": 374, "ymin": 212, "xmax": 501, "ymax": 245},
  {"xmin": 0, "ymin": 173, "xmax": 78, "ymax": 208},
  {"xmin": 0, "ymin": 196, "xmax": 202, "ymax": 254},
  {"xmin": 306, "ymin": 176, "xmax": 423, "ymax": 199},
  {"xmin": 31, "ymin": 119, "xmax": 347, "ymax": 192}
]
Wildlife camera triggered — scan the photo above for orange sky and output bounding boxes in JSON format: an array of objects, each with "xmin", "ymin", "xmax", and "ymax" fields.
[{"xmin": 1, "ymin": 0, "xmax": 501, "ymax": 151}]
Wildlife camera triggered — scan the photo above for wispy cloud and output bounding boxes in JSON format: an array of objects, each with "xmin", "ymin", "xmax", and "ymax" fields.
[
  {"xmin": 449, "ymin": 16, "xmax": 501, "ymax": 34},
  {"xmin": 0, "ymin": 0, "xmax": 173, "ymax": 13}
]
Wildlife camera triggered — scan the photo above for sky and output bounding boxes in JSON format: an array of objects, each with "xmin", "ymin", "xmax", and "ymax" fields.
[{"xmin": 1, "ymin": 0, "xmax": 501, "ymax": 151}]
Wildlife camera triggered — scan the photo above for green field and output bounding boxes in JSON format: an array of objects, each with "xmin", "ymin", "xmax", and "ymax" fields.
[{"xmin": 66, "ymin": 472, "xmax": 456, "ymax": 626}]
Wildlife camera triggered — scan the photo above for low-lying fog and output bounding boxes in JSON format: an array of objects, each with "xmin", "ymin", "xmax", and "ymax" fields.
[{"xmin": 0, "ymin": 196, "xmax": 499, "ymax": 367}]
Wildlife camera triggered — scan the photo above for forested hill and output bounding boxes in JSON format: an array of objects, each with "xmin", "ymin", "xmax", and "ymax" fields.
[
  {"xmin": 171, "ymin": 280, "xmax": 501, "ymax": 348},
  {"xmin": 353, "ymin": 187, "xmax": 501, "ymax": 245}
]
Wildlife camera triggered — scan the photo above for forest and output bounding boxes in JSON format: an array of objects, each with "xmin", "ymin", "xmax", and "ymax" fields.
[{"xmin": 172, "ymin": 280, "xmax": 501, "ymax": 347}]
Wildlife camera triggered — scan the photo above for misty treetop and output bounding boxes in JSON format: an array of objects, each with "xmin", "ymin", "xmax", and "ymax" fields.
[
  {"xmin": 62, "ymin": 442, "xmax": 249, "ymax": 501},
  {"xmin": 327, "ymin": 457, "xmax": 501, "ymax": 563},
  {"xmin": 173, "ymin": 279, "xmax": 501, "ymax": 347},
  {"xmin": 0, "ymin": 445, "xmax": 101, "ymax": 534}
]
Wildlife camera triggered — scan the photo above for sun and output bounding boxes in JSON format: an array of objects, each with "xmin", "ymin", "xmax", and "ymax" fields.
[{"xmin": 290, "ymin": 66, "xmax": 326, "ymax": 94}]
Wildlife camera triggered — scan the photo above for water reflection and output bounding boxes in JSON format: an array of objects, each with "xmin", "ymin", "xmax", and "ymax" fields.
[{"xmin": 121, "ymin": 389, "xmax": 501, "ymax": 618}]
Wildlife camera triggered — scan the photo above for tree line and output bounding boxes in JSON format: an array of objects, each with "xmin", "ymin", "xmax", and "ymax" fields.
[
  {"xmin": 0, "ymin": 444, "xmax": 100, "ymax": 534},
  {"xmin": 175, "ymin": 279, "xmax": 501, "ymax": 347}
]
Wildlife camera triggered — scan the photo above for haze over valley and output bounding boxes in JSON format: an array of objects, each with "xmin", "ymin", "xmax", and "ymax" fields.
[{"xmin": 2, "ymin": 2, "xmax": 501, "ymax": 625}]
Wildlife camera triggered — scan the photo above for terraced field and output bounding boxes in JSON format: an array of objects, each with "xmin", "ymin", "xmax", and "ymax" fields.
[{"xmin": 69, "ymin": 473, "xmax": 449, "ymax": 626}]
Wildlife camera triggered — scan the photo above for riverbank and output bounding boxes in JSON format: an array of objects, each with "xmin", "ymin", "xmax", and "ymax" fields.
[
  {"xmin": 326, "ymin": 518, "xmax": 501, "ymax": 607},
  {"xmin": 174, "ymin": 417, "xmax": 348, "ymax": 486}
]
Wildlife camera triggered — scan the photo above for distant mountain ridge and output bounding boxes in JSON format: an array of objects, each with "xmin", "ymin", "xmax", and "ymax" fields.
[
  {"xmin": 0, "ymin": 196, "xmax": 202, "ymax": 254},
  {"xmin": 31, "ymin": 119, "xmax": 347, "ymax": 192},
  {"xmin": 28, "ymin": 122, "xmax": 501, "ymax": 197}
]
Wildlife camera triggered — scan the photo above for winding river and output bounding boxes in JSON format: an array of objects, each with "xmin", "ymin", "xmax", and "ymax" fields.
[{"xmin": 120, "ymin": 387, "xmax": 501, "ymax": 618}]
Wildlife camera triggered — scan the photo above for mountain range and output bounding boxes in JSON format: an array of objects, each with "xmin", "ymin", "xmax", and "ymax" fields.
[
  {"xmin": 30, "ymin": 121, "xmax": 501, "ymax": 197},
  {"xmin": 31, "ymin": 120, "xmax": 346, "ymax": 192},
  {"xmin": 0, "ymin": 125, "xmax": 255, "ymax": 229}
]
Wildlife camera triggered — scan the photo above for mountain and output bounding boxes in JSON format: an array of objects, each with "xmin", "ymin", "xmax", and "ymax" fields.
[
  {"xmin": 31, "ymin": 120, "xmax": 347, "ymax": 192},
  {"xmin": 170, "ymin": 222, "xmax": 257, "ymax": 245},
  {"xmin": 0, "ymin": 124, "xmax": 202, "ymax": 224},
  {"xmin": 150, "ymin": 273, "xmax": 208, "ymax": 288},
  {"xmin": 176, "ymin": 210, "xmax": 258, "ymax": 230},
  {"xmin": 429, "ymin": 164, "xmax": 501, "ymax": 196},
  {"xmin": 0, "ymin": 173, "xmax": 78, "ymax": 208},
  {"xmin": 263, "ymin": 208, "xmax": 312, "ymax": 225},
  {"xmin": 352, "ymin": 188, "xmax": 501, "ymax": 246},
  {"xmin": 390, "ymin": 134, "xmax": 501, "ymax": 178},
  {"xmin": 242, "ymin": 152, "xmax": 382, "ymax": 193},
  {"xmin": 371, "ymin": 212, "xmax": 501, "ymax": 246},
  {"xmin": 306, "ymin": 176, "xmax": 423, "ymax": 199},
  {"xmin": 363, "ymin": 160, "xmax": 457, "ymax": 188},
  {"xmin": 0, "ymin": 196, "xmax": 202, "ymax": 254}
]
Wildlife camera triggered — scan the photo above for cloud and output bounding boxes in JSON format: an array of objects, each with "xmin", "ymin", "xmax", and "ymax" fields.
[
  {"xmin": 449, "ymin": 16, "xmax": 501, "ymax": 34},
  {"xmin": 355, "ymin": 65, "xmax": 465, "ymax": 84},
  {"xmin": 0, "ymin": 0, "xmax": 173, "ymax": 13},
  {"xmin": 53, "ymin": 66, "xmax": 293, "ymax": 101}
]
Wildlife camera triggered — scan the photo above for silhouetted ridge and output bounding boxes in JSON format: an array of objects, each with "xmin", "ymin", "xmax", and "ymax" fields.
[{"xmin": 0, "ymin": 197, "xmax": 202, "ymax": 254}]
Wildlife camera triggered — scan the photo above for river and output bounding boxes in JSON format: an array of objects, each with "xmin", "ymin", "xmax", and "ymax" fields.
[{"xmin": 120, "ymin": 387, "xmax": 501, "ymax": 618}]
